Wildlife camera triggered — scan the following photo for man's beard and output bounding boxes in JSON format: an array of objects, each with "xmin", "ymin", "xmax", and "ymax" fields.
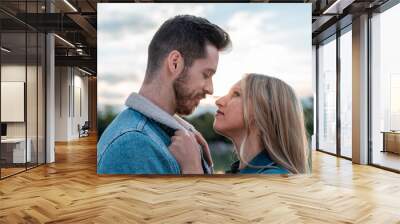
[{"xmin": 173, "ymin": 69, "xmax": 205, "ymax": 115}]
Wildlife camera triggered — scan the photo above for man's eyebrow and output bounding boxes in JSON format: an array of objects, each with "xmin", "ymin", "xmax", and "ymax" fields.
[{"xmin": 205, "ymin": 68, "xmax": 216, "ymax": 74}]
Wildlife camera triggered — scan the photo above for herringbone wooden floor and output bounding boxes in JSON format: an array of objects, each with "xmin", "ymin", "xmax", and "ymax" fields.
[{"xmin": 1, "ymin": 135, "xmax": 400, "ymax": 224}]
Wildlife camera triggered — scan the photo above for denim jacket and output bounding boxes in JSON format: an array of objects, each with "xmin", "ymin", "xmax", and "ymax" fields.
[
  {"xmin": 97, "ymin": 92, "xmax": 213, "ymax": 174},
  {"xmin": 227, "ymin": 151, "xmax": 289, "ymax": 174}
]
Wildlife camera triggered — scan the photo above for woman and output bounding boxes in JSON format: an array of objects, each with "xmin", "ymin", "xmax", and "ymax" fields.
[{"xmin": 169, "ymin": 73, "xmax": 309, "ymax": 174}]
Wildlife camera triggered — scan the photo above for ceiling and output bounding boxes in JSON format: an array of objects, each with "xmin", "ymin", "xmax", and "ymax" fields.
[
  {"xmin": 0, "ymin": 0, "xmax": 98, "ymax": 74},
  {"xmin": 0, "ymin": 0, "xmax": 395, "ymax": 75},
  {"xmin": 310, "ymin": 0, "xmax": 390, "ymax": 44}
]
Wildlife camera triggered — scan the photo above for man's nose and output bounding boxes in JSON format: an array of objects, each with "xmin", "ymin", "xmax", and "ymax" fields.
[{"xmin": 204, "ymin": 79, "xmax": 214, "ymax": 95}]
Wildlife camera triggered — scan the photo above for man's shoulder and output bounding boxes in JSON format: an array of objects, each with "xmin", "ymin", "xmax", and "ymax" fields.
[
  {"xmin": 117, "ymin": 107, "xmax": 148, "ymax": 129},
  {"xmin": 97, "ymin": 108, "xmax": 179, "ymax": 174},
  {"xmin": 100, "ymin": 130, "xmax": 162, "ymax": 157},
  {"xmin": 98, "ymin": 108, "xmax": 150, "ymax": 147},
  {"xmin": 97, "ymin": 130, "xmax": 180, "ymax": 174}
]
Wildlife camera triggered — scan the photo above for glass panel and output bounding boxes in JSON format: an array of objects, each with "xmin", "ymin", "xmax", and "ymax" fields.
[
  {"xmin": 340, "ymin": 29, "xmax": 352, "ymax": 158},
  {"xmin": 0, "ymin": 1, "xmax": 46, "ymax": 178},
  {"xmin": 38, "ymin": 32, "xmax": 45, "ymax": 165},
  {"xmin": 27, "ymin": 30, "xmax": 38, "ymax": 169},
  {"xmin": 26, "ymin": 0, "xmax": 39, "ymax": 170},
  {"xmin": 318, "ymin": 36, "xmax": 337, "ymax": 154},
  {"xmin": 371, "ymin": 4, "xmax": 400, "ymax": 171},
  {"xmin": 1, "ymin": 30, "xmax": 27, "ymax": 177}
]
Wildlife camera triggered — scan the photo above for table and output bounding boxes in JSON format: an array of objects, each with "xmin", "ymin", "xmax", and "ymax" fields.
[
  {"xmin": 1, "ymin": 138, "xmax": 31, "ymax": 163},
  {"xmin": 381, "ymin": 131, "xmax": 400, "ymax": 154}
]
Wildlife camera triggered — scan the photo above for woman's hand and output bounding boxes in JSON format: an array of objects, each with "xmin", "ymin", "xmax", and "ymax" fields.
[
  {"xmin": 169, "ymin": 130, "xmax": 204, "ymax": 174},
  {"xmin": 193, "ymin": 131, "xmax": 213, "ymax": 168}
]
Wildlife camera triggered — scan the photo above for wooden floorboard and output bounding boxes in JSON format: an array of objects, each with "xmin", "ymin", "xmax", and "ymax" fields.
[{"xmin": 1, "ymin": 135, "xmax": 400, "ymax": 223}]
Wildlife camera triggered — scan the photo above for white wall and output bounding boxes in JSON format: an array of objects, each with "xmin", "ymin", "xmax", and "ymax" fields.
[
  {"xmin": 71, "ymin": 72, "xmax": 89, "ymax": 138},
  {"xmin": 55, "ymin": 66, "xmax": 69, "ymax": 141},
  {"xmin": 55, "ymin": 67, "xmax": 89, "ymax": 141}
]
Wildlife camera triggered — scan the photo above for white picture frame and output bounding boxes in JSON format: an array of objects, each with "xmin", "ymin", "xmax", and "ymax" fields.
[{"xmin": 1, "ymin": 81, "xmax": 25, "ymax": 122}]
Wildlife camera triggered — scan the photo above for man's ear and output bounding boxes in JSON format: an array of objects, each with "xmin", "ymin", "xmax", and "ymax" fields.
[{"xmin": 167, "ymin": 50, "xmax": 184, "ymax": 78}]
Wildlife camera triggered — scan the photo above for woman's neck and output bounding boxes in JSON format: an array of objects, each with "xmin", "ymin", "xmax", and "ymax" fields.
[{"xmin": 231, "ymin": 130, "xmax": 263, "ymax": 170}]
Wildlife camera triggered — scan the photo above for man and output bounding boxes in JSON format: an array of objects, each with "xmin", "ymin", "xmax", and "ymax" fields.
[{"xmin": 97, "ymin": 15, "xmax": 231, "ymax": 174}]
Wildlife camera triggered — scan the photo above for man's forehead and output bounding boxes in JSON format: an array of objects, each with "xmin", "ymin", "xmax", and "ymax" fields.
[
  {"xmin": 203, "ymin": 48, "xmax": 219, "ymax": 67},
  {"xmin": 189, "ymin": 44, "xmax": 219, "ymax": 71},
  {"xmin": 204, "ymin": 44, "xmax": 219, "ymax": 59},
  {"xmin": 193, "ymin": 55, "xmax": 218, "ymax": 71}
]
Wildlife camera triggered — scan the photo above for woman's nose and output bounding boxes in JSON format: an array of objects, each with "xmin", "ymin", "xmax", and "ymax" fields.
[{"xmin": 215, "ymin": 96, "xmax": 225, "ymax": 107}]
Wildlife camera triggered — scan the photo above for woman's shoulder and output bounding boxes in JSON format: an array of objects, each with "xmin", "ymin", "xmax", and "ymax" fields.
[
  {"xmin": 238, "ymin": 151, "xmax": 290, "ymax": 174},
  {"xmin": 238, "ymin": 165, "xmax": 289, "ymax": 174},
  {"xmin": 257, "ymin": 166, "xmax": 289, "ymax": 174}
]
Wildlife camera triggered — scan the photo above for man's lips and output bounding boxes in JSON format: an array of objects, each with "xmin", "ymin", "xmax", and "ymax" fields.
[
  {"xmin": 194, "ymin": 95, "xmax": 205, "ymax": 102},
  {"xmin": 216, "ymin": 110, "xmax": 224, "ymax": 116}
]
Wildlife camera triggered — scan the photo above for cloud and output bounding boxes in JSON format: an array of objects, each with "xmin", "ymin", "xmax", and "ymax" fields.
[
  {"xmin": 98, "ymin": 3, "xmax": 211, "ymax": 37},
  {"xmin": 100, "ymin": 73, "xmax": 141, "ymax": 85},
  {"xmin": 97, "ymin": 3, "xmax": 312, "ymax": 110},
  {"xmin": 212, "ymin": 9, "xmax": 312, "ymax": 97},
  {"xmin": 97, "ymin": 79, "xmax": 142, "ymax": 107},
  {"xmin": 98, "ymin": 14, "xmax": 158, "ymax": 34}
]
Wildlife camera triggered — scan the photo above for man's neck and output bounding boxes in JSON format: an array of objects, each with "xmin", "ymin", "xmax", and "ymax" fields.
[{"xmin": 139, "ymin": 84, "xmax": 176, "ymax": 115}]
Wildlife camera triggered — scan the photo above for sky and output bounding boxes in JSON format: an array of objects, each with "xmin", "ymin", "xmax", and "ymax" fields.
[{"xmin": 98, "ymin": 3, "xmax": 312, "ymax": 112}]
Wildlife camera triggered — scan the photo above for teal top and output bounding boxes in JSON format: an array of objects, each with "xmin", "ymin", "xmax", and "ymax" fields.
[{"xmin": 228, "ymin": 151, "xmax": 290, "ymax": 174}]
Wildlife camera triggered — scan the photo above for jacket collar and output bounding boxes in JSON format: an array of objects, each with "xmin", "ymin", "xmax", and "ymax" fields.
[
  {"xmin": 125, "ymin": 92, "xmax": 213, "ymax": 173},
  {"xmin": 125, "ymin": 92, "xmax": 195, "ymax": 133}
]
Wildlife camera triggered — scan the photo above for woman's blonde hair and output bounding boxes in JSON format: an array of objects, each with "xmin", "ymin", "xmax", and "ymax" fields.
[{"xmin": 239, "ymin": 73, "xmax": 309, "ymax": 174}]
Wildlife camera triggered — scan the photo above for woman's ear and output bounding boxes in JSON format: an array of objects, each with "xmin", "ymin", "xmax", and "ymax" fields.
[
  {"xmin": 249, "ymin": 117, "xmax": 257, "ymax": 129},
  {"xmin": 247, "ymin": 105, "xmax": 256, "ymax": 126},
  {"xmin": 167, "ymin": 50, "xmax": 185, "ymax": 78}
]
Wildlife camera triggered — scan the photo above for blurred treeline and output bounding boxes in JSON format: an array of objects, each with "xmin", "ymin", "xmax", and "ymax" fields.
[{"xmin": 97, "ymin": 97, "xmax": 314, "ymax": 173}]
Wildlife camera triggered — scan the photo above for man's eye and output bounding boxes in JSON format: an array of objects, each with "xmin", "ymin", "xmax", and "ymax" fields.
[{"xmin": 203, "ymin": 73, "xmax": 209, "ymax": 79}]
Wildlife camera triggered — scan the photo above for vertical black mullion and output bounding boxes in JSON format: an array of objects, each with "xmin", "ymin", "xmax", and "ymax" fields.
[
  {"xmin": 59, "ymin": 66, "xmax": 61, "ymax": 117},
  {"xmin": 367, "ymin": 11, "xmax": 373, "ymax": 165},
  {"xmin": 0, "ymin": 26, "xmax": 2, "ymax": 179},
  {"xmin": 25, "ymin": 0, "xmax": 28, "ymax": 171},
  {"xmin": 69, "ymin": 69, "xmax": 71, "ymax": 118},
  {"xmin": 336, "ymin": 30, "xmax": 341, "ymax": 157},
  {"xmin": 44, "ymin": 33, "xmax": 47, "ymax": 164},
  {"xmin": 316, "ymin": 0, "xmax": 321, "ymax": 13},
  {"xmin": 316, "ymin": 44, "xmax": 320, "ymax": 151},
  {"xmin": 73, "ymin": 68, "xmax": 75, "ymax": 118},
  {"xmin": 44, "ymin": 0, "xmax": 47, "ymax": 164},
  {"xmin": 71, "ymin": 69, "xmax": 73, "ymax": 118},
  {"xmin": 36, "ymin": 0, "xmax": 39, "ymax": 167}
]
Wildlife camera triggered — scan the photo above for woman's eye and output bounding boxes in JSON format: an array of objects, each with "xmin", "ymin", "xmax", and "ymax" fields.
[{"xmin": 233, "ymin": 91, "xmax": 241, "ymax": 97}]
